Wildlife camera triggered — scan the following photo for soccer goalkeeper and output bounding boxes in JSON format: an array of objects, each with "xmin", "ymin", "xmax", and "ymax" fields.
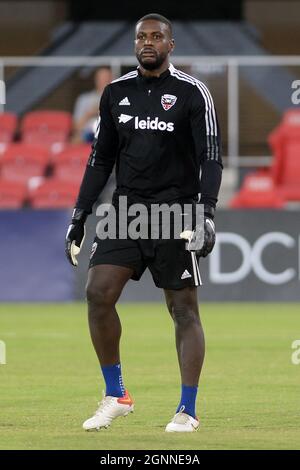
[{"xmin": 65, "ymin": 13, "xmax": 222, "ymax": 432}]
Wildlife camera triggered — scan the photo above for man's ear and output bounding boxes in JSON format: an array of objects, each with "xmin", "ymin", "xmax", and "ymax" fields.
[{"xmin": 169, "ymin": 38, "xmax": 175, "ymax": 53}]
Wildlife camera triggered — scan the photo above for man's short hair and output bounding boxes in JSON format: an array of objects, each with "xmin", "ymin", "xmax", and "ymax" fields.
[{"xmin": 136, "ymin": 13, "xmax": 172, "ymax": 37}]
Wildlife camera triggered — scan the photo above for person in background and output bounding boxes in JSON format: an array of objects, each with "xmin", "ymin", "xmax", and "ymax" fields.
[{"xmin": 72, "ymin": 67, "xmax": 113, "ymax": 143}]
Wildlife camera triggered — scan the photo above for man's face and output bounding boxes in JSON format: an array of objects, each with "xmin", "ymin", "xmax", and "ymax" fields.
[{"xmin": 135, "ymin": 20, "xmax": 174, "ymax": 71}]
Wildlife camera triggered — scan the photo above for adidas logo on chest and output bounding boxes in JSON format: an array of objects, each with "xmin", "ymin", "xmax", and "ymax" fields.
[{"xmin": 119, "ymin": 97, "xmax": 131, "ymax": 106}]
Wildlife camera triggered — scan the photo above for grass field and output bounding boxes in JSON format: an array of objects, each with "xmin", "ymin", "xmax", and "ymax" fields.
[{"xmin": 0, "ymin": 302, "xmax": 300, "ymax": 450}]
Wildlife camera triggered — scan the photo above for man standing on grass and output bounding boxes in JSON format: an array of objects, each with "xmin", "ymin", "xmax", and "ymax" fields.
[{"xmin": 65, "ymin": 13, "xmax": 222, "ymax": 432}]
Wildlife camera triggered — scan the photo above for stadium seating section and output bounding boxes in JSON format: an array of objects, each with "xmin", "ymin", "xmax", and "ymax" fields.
[
  {"xmin": 51, "ymin": 143, "xmax": 91, "ymax": 183},
  {"xmin": 230, "ymin": 109, "xmax": 300, "ymax": 208},
  {"xmin": 0, "ymin": 112, "xmax": 17, "ymax": 154},
  {"xmin": 28, "ymin": 180, "xmax": 80, "ymax": 209},
  {"xmin": 21, "ymin": 111, "xmax": 72, "ymax": 153},
  {"xmin": 0, "ymin": 111, "xmax": 87, "ymax": 208},
  {"xmin": 0, "ymin": 180, "xmax": 28, "ymax": 209},
  {"xmin": 1, "ymin": 108, "xmax": 300, "ymax": 209}
]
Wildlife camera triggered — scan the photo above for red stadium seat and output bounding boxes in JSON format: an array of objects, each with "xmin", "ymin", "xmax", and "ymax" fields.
[
  {"xmin": 0, "ymin": 143, "xmax": 49, "ymax": 183},
  {"xmin": 28, "ymin": 179, "xmax": 79, "ymax": 208},
  {"xmin": 0, "ymin": 113, "xmax": 17, "ymax": 153},
  {"xmin": 242, "ymin": 171, "xmax": 273, "ymax": 191},
  {"xmin": 0, "ymin": 180, "xmax": 27, "ymax": 208},
  {"xmin": 282, "ymin": 108, "xmax": 300, "ymax": 127},
  {"xmin": 229, "ymin": 173, "xmax": 285, "ymax": 208},
  {"xmin": 268, "ymin": 110, "xmax": 300, "ymax": 200},
  {"xmin": 230, "ymin": 190, "xmax": 285, "ymax": 209},
  {"xmin": 21, "ymin": 111, "xmax": 72, "ymax": 154},
  {"xmin": 230, "ymin": 109, "xmax": 300, "ymax": 207},
  {"xmin": 52, "ymin": 144, "xmax": 90, "ymax": 183}
]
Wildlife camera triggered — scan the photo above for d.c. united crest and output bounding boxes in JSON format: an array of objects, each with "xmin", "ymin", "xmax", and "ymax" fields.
[{"xmin": 161, "ymin": 94, "xmax": 177, "ymax": 111}]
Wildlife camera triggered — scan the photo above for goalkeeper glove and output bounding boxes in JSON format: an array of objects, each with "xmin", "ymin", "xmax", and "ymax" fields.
[
  {"xmin": 180, "ymin": 204, "xmax": 216, "ymax": 258},
  {"xmin": 65, "ymin": 208, "xmax": 88, "ymax": 266}
]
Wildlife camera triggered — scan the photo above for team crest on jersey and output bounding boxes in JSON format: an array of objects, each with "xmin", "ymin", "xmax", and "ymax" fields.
[{"xmin": 161, "ymin": 94, "xmax": 177, "ymax": 111}]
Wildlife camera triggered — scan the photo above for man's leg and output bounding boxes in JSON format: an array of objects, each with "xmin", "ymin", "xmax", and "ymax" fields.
[
  {"xmin": 83, "ymin": 264, "xmax": 135, "ymax": 430},
  {"xmin": 164, "ymin": 286, "xmax": 205, "ymax": 386},
  {"xmin": 86, "ymin": 264, "xmax": 134, "ymax": 367},
  {"xmin": 164, "ymin": 286, "xmax": 204, "ymax": 429}
]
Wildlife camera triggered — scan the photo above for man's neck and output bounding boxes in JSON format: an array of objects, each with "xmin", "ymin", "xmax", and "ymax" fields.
[{"xmin": 138, "ymin": 61, "xmax": 170, "ymax": 78}]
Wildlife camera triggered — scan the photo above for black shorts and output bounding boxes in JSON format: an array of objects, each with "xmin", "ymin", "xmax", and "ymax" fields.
[
  {"xmin": 89, "ymin": 236, "xmax": 202, "ymax": 290},
  {"xmin": 89, "ymin": 196, "xmax": 202, "ymax": 289}
]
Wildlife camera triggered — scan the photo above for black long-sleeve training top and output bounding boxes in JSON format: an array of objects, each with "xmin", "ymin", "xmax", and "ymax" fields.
[{"xmin": 76, "ymin": 63, "xmax": 223, "ymax": 213}]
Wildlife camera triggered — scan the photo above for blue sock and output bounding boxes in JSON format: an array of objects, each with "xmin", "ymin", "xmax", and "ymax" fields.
[
  {"xmin": 101, "ymin": 363, "xmax": 125, "ymax": 397},
  {"xmin": 176, "ymin": 385, "xmax": 198, "ymax": 418}
]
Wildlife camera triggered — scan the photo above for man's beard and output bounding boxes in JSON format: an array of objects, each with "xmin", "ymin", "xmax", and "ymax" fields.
[{"xmin": 136, "ymin": 51, "xmax": 166, "ymax": 70}]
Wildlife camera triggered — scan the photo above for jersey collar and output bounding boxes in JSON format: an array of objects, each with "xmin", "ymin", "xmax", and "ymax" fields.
[{"xmin": 137, "ymin": 64, "xmax": 172, "ymax": 82}]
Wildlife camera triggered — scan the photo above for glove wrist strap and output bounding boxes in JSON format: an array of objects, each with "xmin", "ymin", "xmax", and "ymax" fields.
[
  {"xmin": 203, "ymin": 204, "xmax": 215, "ymax": 220},
  {"xmin": 72, "ymin": 208, "xmax": 88, "ymax": 224}
]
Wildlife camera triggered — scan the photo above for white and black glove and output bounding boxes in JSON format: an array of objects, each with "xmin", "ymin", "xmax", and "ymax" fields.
[
  {"xmin": 65, "ymin": 208, "xmax": 88, "ymax": 266},
  {"xmin": 180, "ymin": 205, "xmax": 216, "ymax": 258}
]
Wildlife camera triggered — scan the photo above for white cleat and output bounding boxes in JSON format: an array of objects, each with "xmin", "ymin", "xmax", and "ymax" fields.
[
  {"xmin": 165, "ymin": 408, "xmax": 199, "ymax": 433},
  {"xmin": 83, "ymin": 390, "xmax": 134, "ymax": 431}
]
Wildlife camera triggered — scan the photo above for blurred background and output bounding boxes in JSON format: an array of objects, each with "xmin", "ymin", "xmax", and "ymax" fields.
[{"xmin": 0, "ymin": 0, "xmax": 300, "ymax": 302}]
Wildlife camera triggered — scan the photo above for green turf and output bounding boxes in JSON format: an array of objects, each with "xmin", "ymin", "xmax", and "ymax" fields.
[{"xmin": 0, "ymin": 302, "xmax": 300, "ymax": 450}]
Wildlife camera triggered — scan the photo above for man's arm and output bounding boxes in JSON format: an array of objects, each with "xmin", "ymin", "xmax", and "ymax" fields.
[
  {"xmin": 189, "ymin": 83, "xmax": 223, "ymax": 216},
  {"xmin": 180, "ymin": 83, "xmax": 222, "ymax": 257},
  {"xmin": 65, "ymin": 85, "xmax": 118, "ymax": 266}
]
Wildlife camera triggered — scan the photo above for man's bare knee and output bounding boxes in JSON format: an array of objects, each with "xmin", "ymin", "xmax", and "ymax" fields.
[
  {"xmin": 171, "ymin": 303, "xmax": 200, "ymax": 329},
  {"xmin": 86, "ymin": 264, "xmax": 133, "ymax": 312},
  {"xmin": 165, "ymin": 288, "xmax": 199, "ymax": 327},
  {"xmin": 86, "ymin": 281, "xmax": 120, "ymax": 309}
]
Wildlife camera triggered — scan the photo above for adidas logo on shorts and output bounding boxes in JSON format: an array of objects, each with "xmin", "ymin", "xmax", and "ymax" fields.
[{"xmin": 181, "ymin": 270, "xmax": 192, "ymax": 280}]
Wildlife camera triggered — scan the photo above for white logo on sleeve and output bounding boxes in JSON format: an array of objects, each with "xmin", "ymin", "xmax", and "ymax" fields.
[
  {"xmin": 94, "ymin": 116, "xmax": 101, "ymax": 138},
  {"xmin": 119, "ymin": 97, "xmax": 131, "ymax": 105},
  {"xmin": 181, "ymin": 270, "xmax": 192, "ymax": 280},
  {"xmin": 118, "ymin": 114, "xmax": 134, "ymax": 123},
  {"xmin": 90, "ymin": 242, "xmax": 98, "ymax": 259}
]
